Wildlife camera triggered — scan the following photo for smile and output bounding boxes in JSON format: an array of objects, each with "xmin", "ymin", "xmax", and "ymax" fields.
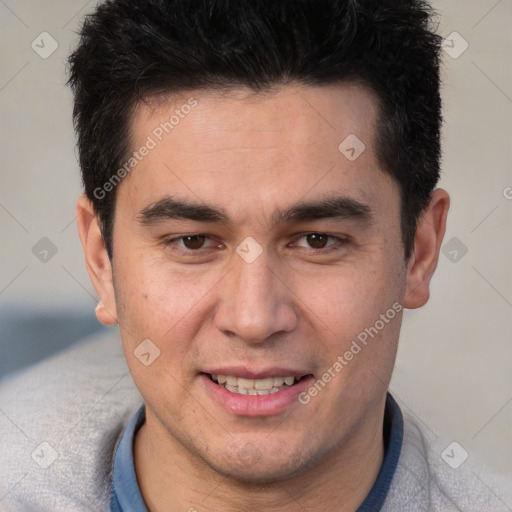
[
  {"xmin": 208, "ymin": 374, "xmax": 303, "ymax": 395},
  {"xmin": 201, "ymin": 372, "xmax": 315, "ymax": 416}
]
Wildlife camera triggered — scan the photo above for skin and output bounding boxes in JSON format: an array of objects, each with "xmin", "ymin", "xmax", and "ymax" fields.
[{"xmin": 77, "ymin": 83, "xmax": 449, "ymax": 512}]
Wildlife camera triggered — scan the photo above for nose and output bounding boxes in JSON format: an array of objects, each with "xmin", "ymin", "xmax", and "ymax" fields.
[{"xmin": 213, "ymin": 247, "xmax": 298, "ymax": 344}]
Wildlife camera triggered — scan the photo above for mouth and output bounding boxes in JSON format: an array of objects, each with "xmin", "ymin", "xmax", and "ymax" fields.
[
  {"xmin": 200, "ymin": 371, "xmax": 315, "ymax": 416},
  {"xmin": 204, "ymin": 373, "xmax": 310, "ymax": 396}
]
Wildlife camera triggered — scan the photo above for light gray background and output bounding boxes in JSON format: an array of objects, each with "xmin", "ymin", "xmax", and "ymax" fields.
[{"xmin": 0, "ymin": 0, "xmax": 511, "ymax": 504}]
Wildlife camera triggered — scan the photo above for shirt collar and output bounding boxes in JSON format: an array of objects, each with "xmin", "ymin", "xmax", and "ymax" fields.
[
  {"xmin": 110, "ymin": 393, "xmax": 403, "ymax": 512},
  {"xmin": 110, "ymin": 405, "xmax": 148, "ymax": 512},
  {"xmin": 356, "ymin": 393, "xmax": 404, "ymax": 511}
]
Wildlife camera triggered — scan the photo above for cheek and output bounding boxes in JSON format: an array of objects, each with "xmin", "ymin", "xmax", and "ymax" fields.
[
  {"xmin": 305, "ymin": 269, "xmax": 402, "ymax": 401},
  {"xmin": 304, "ymin": 261, "xmax": 401, "ymax": 340},
  {"xmin": 298, "ymin": 254, "xmax": 405, "ymax": 400},
  {"xmin": 114, "ymin": 254, "xmax": 219, "ymax": 348},
  {"xmin": 113, "ymin": 261, "xmax": 211, "ymax": 399}
]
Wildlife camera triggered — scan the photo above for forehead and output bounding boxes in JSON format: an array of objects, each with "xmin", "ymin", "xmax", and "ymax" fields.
[
  {"xmin": 132, "ymin": 83, "xmax": 379, "ymax": 149},
  {"xmin": 119, "ymin": 83, "xmax": 398, "ymax": 230}
]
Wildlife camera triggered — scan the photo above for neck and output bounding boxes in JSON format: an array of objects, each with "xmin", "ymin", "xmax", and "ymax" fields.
[{"xmin": 134, "ymin": 397, "xmax": 386, "ymax": 512}]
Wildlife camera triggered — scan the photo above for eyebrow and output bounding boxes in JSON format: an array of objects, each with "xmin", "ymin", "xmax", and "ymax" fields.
[{"xmin": 136, "ymin": 195, "xmax": 373, "ymax": 229}]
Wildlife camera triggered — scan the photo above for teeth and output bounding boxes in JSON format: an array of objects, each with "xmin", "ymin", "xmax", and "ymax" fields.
[
  {"xmin": 237, "ymin": 377, "xmax": 254, "ymax": 389},
  {"xmin": 226, "ymin": 376, "xmax": 237, "ymax": 386},
  {"xmin": 254, "ymin": 378, "xmax": 274, "ymax": 390},
  {"xmin": 211, "ymin": 374, "xmax": 297, "ymax": 395}
]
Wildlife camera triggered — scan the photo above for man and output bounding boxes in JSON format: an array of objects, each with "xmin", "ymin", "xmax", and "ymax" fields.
[{"xmin": 0, "ymin": 0, "xmax": 508, "ymax": 511}]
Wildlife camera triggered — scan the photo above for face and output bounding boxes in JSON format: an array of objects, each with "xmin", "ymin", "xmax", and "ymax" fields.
[{"xmin": 86, "ymin": 84, "xmax": 414, "ymax": 482}]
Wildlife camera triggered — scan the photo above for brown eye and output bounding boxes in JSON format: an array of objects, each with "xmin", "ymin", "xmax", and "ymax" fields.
[
  {"xmin": 306, "ymin": 233, "xmax": 329, "ymax": 249},
  {"xmin": 181, "ymin": 235, "xmax": 207, "ymax": 249},
  {"xmin": 163, "ymin": 234, "xmax": 220, "ymax": 255},
  {"xmin": 293, "ymin": 233, "xmax": 347, "ymax": 252}
]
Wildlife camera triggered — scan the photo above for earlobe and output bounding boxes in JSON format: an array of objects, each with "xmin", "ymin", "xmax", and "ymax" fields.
[
  {"xmin": 76, "ymin": 195, "xmax": 118, "ymax": 325},
  {"xmin": 95, "ymin": 300, "xmax": 118, "ymax": 326},
  {"xmin": 403, "ymin": 189, "xmax": 450, "ymax": 310}
]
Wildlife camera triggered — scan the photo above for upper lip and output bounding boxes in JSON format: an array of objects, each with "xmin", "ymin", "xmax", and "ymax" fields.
[{"xmin": 202, "ymin": 367, "xmax": 312, "ymax": 379}]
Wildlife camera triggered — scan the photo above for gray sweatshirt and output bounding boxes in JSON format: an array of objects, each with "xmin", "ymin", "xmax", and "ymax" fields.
[{"xmin": 0, "ymin": 329, "xmax": 509, "ymax": 511}]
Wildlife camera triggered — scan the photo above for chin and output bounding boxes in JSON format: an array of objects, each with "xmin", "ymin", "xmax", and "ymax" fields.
[
  {"xmin": 204, "ymin": 446, "xmax": 319, "ymax": 485},
  {"xmin": 216, "ymin": 464, "xmax": 301, "ymax": 485}
]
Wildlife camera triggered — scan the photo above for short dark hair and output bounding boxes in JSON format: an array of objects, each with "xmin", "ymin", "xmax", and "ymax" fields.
[{"xmin": 68, "ymin": 0, "xmax": 443, "ymax": 261}]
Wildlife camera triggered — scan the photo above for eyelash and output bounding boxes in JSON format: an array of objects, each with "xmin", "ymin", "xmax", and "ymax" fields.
[{"xmin": 162, "ymin": 233, "xmax": 349, "ymax": 255}]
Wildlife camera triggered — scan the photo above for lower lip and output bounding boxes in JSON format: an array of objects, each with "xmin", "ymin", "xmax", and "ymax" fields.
[{"xmin": 200, "ymin": 374, "xmax": 315, "ymax": 417}]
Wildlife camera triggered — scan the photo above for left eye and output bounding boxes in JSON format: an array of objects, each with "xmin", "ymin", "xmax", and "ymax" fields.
[{"xmin": 294, "ymin": 233, "xmax": 343, "ymax": 250}]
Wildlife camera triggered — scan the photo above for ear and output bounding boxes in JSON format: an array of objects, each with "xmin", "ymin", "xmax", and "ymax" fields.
[
  {"xmin": 76, "ymin": 195, "xmax": 118, "ymax": 325},
  {"xmin": 403, "ymin": 188, "xmax": 450, "ymax": 309}
]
